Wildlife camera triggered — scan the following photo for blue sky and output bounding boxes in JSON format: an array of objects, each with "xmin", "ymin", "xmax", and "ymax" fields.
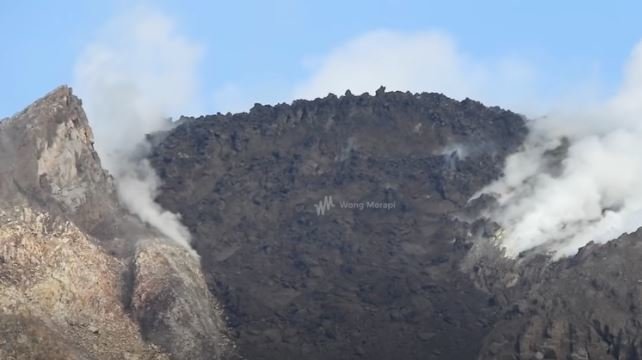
[{"xmin": 2, "ymin": 0, "xmax": 641, "ymax": 117}]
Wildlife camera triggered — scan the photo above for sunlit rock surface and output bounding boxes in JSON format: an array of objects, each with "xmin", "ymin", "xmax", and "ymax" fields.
[{"xmin": 0, "ymin": 87, "xmax": 237, "ymax": 359}]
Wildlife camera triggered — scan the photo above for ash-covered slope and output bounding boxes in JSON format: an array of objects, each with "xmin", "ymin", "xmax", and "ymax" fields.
[
  {"xmin": 0, "ymin": 87, "xmax": 237, "ymax": 360},
  {"xmin": 149, "ymin": 88, "xmax": 528, "ymax": 359}
]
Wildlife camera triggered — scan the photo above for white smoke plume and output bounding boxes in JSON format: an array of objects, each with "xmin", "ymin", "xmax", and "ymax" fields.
[
  {"xmin": 479, "ymin": 40, "xmax": 642, "ymax": 258},
  {"xmin": 73, "ymin": 7, "xmax": 202, "ymax": 250}
]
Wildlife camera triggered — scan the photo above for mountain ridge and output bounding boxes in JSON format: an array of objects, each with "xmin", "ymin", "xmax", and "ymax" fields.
[{"xmin": 4, "ymin": 85, "xmax": 642, "ymax": 359}]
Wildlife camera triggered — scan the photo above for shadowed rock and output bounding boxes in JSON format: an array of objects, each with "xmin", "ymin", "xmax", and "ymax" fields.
[{"xmin": 132, "ymin": 241, "xmax": 238, "ymax": 360}]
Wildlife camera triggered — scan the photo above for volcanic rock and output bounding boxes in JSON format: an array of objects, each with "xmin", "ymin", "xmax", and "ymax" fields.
[{"xmin": 149, "ymin": 89, "xmax": 528, "ymax": 359}]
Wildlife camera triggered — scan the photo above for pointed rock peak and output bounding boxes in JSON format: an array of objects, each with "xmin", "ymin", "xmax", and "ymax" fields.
[
  {"xmin": 8, "ymin": 85, "xmax": 91, "ymax": 140},
  {"xmin": 37, "ymin": 85, "xmax": 74, "ymax": 105},
  {"xmin": 8, "ymin": 85, "xmax": 75, "ymax": 119},
  {"xmin": 1, "ymin": 86, "xmax": 97, "ymax": 167},
  {"xmin": 0, "ymin": 85, "xmax": 119, "ymax": 238}
]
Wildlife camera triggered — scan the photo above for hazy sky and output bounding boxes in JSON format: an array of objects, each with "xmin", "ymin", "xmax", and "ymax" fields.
[{"xmin": 1, "ymin": 0, "xmax": 641, "ymax": 117}]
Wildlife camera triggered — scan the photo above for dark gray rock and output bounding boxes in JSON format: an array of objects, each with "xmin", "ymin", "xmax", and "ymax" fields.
[{"xmin": 149, "ymin": 89, "xmax": 527, "ymax": 359}]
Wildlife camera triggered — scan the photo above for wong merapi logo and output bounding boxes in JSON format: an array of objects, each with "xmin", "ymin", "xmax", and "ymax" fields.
[
  {"xmin": 313, "ymin": 195, "xmax": 396, "ymax": 216},
  {"xmin": 314, "ymin": 195, "xmax": 335, "ymax": 216}
]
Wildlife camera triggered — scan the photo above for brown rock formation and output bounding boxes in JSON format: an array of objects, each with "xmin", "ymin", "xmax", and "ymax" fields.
[{"xmin": 0, "ymin": 86, "xmax": 237, "ymax": 359}]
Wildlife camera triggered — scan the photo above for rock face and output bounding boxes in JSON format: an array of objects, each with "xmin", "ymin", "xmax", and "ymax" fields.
[
  {"xmin": 0, "ymin": 208, "xmax": 167, "ymax": 360},
  {"xmin": 477, "ymin": 231, "xmax": 642, "ymax": 360},
  {"xmin": 149, "ymin": 89, "xmax": 528, "ymax": 359},
  {"xmin": 0, "ymin": 86, "xmax": 116, "ymax": 235},
  {"xmin": 0, "ymin": 87, "xmax": 236, "ymax": 359},
  {"xmin": 132, "ymin": 242, "xmax": 237, "ymax": 360},
  {"xmin": 149, "ymin": 87, "xmax": 642, "ymax": 359}
]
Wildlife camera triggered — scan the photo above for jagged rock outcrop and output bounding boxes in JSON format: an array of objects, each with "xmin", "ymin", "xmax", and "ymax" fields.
[
  {"xmin": 0, "ymin": 86, "xmax": 117, "ymax": 235},
  {"xmin": 0, "ymin": 86, "xmax": 236, "ymax": 359}
]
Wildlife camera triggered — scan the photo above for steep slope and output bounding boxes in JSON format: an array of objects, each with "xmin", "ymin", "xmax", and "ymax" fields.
[
  {"xmin": 0, "ymin": 86, "xmax": 117, "ymax": 237},
  {"xmin": 0, "ymin": 208, "xmax": 167, "ymax": 360},
  {"xmin": 151, "ymin": 87, "xmax": 642, "ymax": 359},
  {"xmin": 477, "ymin": 230, "xmax": 642, "ymax": 360},
  {"xmin": 132, "ymin": 241, "xmax": 237, "ymax": 359},
  {"xmin": 150, "ymin": 88, "xmax": 528, "ymax": 359},
  {"xmin": 0, "ymin": 86, "xmax": 237, "ymax": 360}
]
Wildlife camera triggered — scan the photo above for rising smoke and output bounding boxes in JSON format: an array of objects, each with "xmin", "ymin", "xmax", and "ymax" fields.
[
  {"xmin": 479, "ymin": 41, "xmax": 642, "ymax": 258},
  {"xmin": 72, "ymin": 10, "xmax": 642, "ymax": 259},
  {"xmin": 73, "ymin": 7, "xmax": 202, "ymax": 250}
]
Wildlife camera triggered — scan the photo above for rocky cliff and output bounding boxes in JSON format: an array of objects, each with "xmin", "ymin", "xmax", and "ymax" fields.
[{"xmin": 0, "ymin": 87, "xmax": 237, "ymax": 360}]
